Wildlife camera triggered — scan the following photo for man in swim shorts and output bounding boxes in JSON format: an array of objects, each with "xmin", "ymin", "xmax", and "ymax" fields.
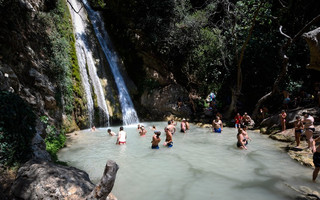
[
  {"xmin": 151, "ymin": 131, "xmax": 161, "ymax": 149},
  {"xmin": 212, "ymin": 116, "xmax": 223, "ymax": 133},
  {"xmin": 164, "ymin": 127, "xmax": 173, "ymax": 147}
]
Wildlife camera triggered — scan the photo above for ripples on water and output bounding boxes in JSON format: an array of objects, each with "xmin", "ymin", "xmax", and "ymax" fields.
[{"xmin": 58, "ymin": 122, "xmax": 319, "ymax": 200}]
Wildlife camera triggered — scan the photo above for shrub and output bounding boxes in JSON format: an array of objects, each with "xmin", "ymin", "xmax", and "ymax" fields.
[{"xmin": 0, "ymin": 91, "xmax": 36, "ymax": 166}]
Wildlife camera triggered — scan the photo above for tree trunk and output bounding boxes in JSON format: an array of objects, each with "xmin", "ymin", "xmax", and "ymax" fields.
[{"xmin": 226, "ymin": 2, "xmax": 264, "ymax": 117}]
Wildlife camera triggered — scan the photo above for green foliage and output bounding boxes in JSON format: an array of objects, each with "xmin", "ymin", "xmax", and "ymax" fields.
[
  {"xmin": 0, "ymin": 91, "xmax": 36, "ymax": 166},
  {"xmin": 41, "ymin": 115, "xmax": 66, "ymax": 161},
  {"xmin": 41, "ymin": 0, "xmax": 85, "ymax": 116}
]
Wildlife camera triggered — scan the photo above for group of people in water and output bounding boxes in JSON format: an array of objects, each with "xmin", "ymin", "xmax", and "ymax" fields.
[
  {"xmin": 108, "ymin": 119, "xmax": 190, "ymax": 149},
  {"xmin": 102, "ymin": 110, "xmax": 320, "ymax": 182}
]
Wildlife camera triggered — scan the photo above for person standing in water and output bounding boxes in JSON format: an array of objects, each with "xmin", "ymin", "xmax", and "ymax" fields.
[
  {"xmin": 181, "ymin": 119, "xmax": 187, "ymax": 133},
  {"xmin": 279, "ymin": 110, "xmax": 287, "ymax": 131},
  {"xmin": 167, "ymin": 120, "xmax": 176, "ymax": 135},
  {"xmin": 151, "ymin": 131, "xmax": 161, "ymax": 149},
  {"xmin": 241, "ymin": 125, "xmax": 251, "ymax": 143},
  {"xmin": 139, "ymin": 125, "xmax": 147, "ymax": 136},
  {"xmin": 312, "ymin": 137, "xmax": 320, "ymax": 182},
  {"xmin": 164, "ymin": 127, "xmax": 173, "ymax": 148},
  {"xmin": 237, "ymin": 128, "xmax": 248, "ymax": 150},
  {"xmin": 303, "ymin": 112, "xmax": 315, "ymax": 151},
  {"xmin": 294, "ymin": 116, "xmax": 304, "ymax": 147},
  {"xmin": 186, "ymin": 120, "xmax": 190, "ymax": 130},
  {"xmin": 116, "ymin": 126, "xmax": 127, "ymax": 145},
  {"xmin": 212, "ymin": 116, "xmax": 223, "ymax": 133}
]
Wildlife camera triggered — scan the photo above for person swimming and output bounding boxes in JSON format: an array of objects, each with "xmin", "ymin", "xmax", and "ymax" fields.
[
  {"xmin": 107, "ymin": 129, "xmax": 116, "ymax": 136},
  {"xmin": 151, "ymin": 131, "xmax": 161, "ymax": 149}
]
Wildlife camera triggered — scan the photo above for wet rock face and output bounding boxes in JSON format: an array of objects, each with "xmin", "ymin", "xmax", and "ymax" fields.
[
  {"xmin": 11, "ymin": 159, "xmax": 119, "ymax": 200},
  {"xmin": 140, "ymin": 84, "xmax": 192, "ymax": 120}
]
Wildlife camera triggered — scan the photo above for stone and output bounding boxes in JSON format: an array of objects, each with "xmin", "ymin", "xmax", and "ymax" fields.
[
  {"xmin": 11, "ymin": 159, "xmax": 118, "ymax": 200},
  {"xmin": 270, "ymin": 128, "xmax": 295, "ymax": 142},
  {"xmin": 29, "ymin": 68, "xmax": 55, "ymax": 95},
  {"xmin": 302, "ymin": 27, "xmax": 320, "ymax": 71},
  {"xmin": 44, "ymin": 95, "xmax": 56, "ymax": 109},
  {"xmin": 140, "ymin": 84, "xmax": 192, "ymax": 120}
]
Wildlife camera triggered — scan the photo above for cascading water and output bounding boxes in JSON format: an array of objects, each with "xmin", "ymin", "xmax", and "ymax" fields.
[
  {"xmin": 81, "ymin": 0, "xmax": 139, "ymax": 125},
  {"xmin": 68, "ymin": 0, "xmax": 110, "ymax": 127}
]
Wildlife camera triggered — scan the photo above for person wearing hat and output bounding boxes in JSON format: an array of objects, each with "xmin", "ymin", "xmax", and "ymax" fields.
[{"xmin": 151, "ymin": 130, "xmax": 161, "ymax": 149}]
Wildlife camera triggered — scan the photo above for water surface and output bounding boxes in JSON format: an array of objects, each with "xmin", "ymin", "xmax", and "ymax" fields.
[{"xmin": 58, "ymin": 122, "xmax": 319, "ymax": 200}]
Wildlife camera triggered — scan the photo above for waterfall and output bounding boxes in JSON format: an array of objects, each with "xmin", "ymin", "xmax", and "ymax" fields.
[
  {"xmin": 81, "ymin": 0, "xmax": 140, "ymax": 125},
  {"xmin": 68, "ymin": 0, "xmax": 110, "ymax": 127}
]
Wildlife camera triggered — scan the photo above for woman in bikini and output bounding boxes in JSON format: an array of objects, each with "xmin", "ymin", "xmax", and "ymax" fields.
[
  {"xmin": 294, "ymin": 116, "xmax": 304, "ymax": 147},
  {"xmin": 303, "ymin": 112, "xmax": 315, "ymax": 151}
]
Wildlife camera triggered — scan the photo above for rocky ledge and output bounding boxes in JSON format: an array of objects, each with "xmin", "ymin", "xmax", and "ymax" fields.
[{"xmin": 11, "ymin": 159, "xmax": 118, "ymax": 200}]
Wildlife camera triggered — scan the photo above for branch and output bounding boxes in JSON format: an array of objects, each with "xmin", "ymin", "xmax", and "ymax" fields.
[
  {"xmin": 67, "ymin": 0, "xmax": 83, "ymax": 14},
  {"xmin": 279, "ymin": 26, "xmax": 292, "ymax": 40}
]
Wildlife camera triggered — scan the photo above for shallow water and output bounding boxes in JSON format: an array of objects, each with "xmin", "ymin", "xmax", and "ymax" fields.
[{"xmin": 58, "ymin": 122, "xmax": 320, "ymax": 200}]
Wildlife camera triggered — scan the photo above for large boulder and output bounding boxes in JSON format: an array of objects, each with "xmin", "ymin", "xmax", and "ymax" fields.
[
  {"xmin": 303, "ymin": 27, "xmax": 320, "ymax": 71},
  {"xmin": 140, "ymin": 84, "xmax": 192, "ymax": 120},
  {"xmin": 11, "ymin": 159, "xmax": 119, "ymax": 200},
  {"xmin": 270, "ymin": 128, "xmax": 295, "ymax": 142}
]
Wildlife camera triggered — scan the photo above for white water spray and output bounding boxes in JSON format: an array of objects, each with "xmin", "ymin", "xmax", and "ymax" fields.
[
  {"xmin": 68, "ymin": 0, "xmax": 110, "ymax": 126},
  {"xmin": 82, "ymin": 0, "xmax": 139, "ymax": 125}
]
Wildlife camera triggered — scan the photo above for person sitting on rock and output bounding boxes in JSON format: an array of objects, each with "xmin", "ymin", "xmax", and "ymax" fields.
[
  {"xmin": 212, "ymin": 116, "xmax": 223, "ymax": 133},
  {"xmin": 294, "ymin": 116, "xmax": 304, "ymax": 147},
  {"xmin": 243, "ymin": 112, "xmax": 252, "ymax": 126}
]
